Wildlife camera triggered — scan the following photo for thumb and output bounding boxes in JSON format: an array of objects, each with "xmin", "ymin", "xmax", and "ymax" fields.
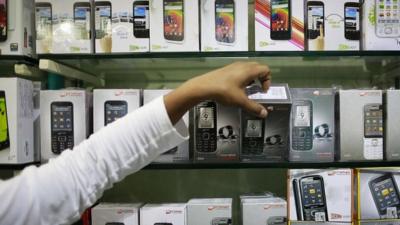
[{"xmin": 240, "ymin": 96, "xmax": 268, "ymax": 118}]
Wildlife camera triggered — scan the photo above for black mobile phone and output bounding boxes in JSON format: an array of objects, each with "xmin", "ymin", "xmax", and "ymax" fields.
[
  {"xmin": 0, "ymin": 0, "xmax": 7, "ymax": 42},
  {"xmin": 299, "ymin": 175, "xmax": 328, "ymax": 221},
  {"xmin": 364, "ymin": 104, "xmax": 383, "ymax": 138},
  {"xmin": 215, "ymin": 0, "xmax": 235, "ymax": 44},
  {"xmin": 195, "ymin": 101, "xmax": 217, "ymax": 153},
  {"xmin": 163, "ymin": 0, "xmax": 184, "ymax": 42},
  {"xmin": 344, "ymin": 2, "xmax": 360, "ymax": 40},
  {"xmin": 307, "ymin": 1, "xmax": 324, "ymax": 40},
  {"xmin": 35, "ymin": 3, "xmax": 53, "ymax": 41},
  {"xmin": 369, "ymin": 173, "xmax": 400, "ymax": 217},
  {"xmin": 270, "ymin": 0, "xmax": 291, "ymax": 40},
  {"xmin": 292, "ymin": 100, "xmax": 313, "ymax": 151},
  {"xmin": 241, "ymin": 115, "xmax": 265, "ymax": 155},
  {"xmin": 211, "ymin": 218, "xmax": 232, "ymax": 225},
  {"xmin": 267, "ymin": 216, "xmax": 287, "ymax": 225},
  {"xmin": 73, "ymin": 2, "xmax": 91, "ymax": 40},
  {"xmin": 104, "ymin": 100, "xmax": 128, "ymax": 126},
  {"xmin": 293, "ymin": 179, "xmax": 304, "ymax": 221},
  {"xmin": 95, "ymin": 1, "xmax": 112, "ymax": 39},
  {"xmin": 0, "ymin": 91, "xmax": 10, "ymax": 151},
  {"xmin": 51, "ymin": 102, "xmax": 74, "ymax": 154},
  {"xmin": 133, "ymin": 0, "xmax": 149, "ymax": 38}
]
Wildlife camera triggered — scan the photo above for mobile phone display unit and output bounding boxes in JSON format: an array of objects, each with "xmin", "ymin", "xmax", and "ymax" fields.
[
  {"xmin": 241, "ymin": 116, "xmax": 265, "ymax": 155},
  {"xmin": 0, "ymin": 0, "xmax": 7, "ymax": 42},
  {"xmin": 95, "ymin": 1, "xmax": 112, "ymax": 39},
  {"xmin": 291, "ymin": 100, "xmax": 313, "ymax": 151},
  {"xmin": 270, "ymin": 0, "xmax": 291, "ymax": 40},
  {"xmin": 0, "ymin": 90, "xmax": 9, "ymax": 150},
  {"xmin": 133, "ymin": 1, "xmax": 149, "ymax": 38},
  {"xmin": 104, "ymin": 100, "xmax": 128, "ymax": 126},
  {"xmin": 74, "ymin": 2, "xmax": 91, "ymax": 40},
  {"xmin": 35, "ymin": 3, "xmax": 53, "ymax": 42},
  {"xmin": 376, "ymin": 0, "xmax": 400, "ymax": 38},
  {"xmin": 211, "ymin": 218, "xmax": 232, "ymax": 225},
  {"xmin": 195, "ymin": 101, "xmax": 217, "ymax": 153},
  {"xmin": 363, "ymin": 104, "xmax": 383, "ymax": 160},
  {"xmin": 215, "ymin": 0, "xmax": 235, "ymax": 44},
  {"xmin": 51, "ymin": 102, "xmax": 74, "ymax": 154},
  {"xmin": 163, "ymin": 0, "xmax": 184, "ymax": 42},
  {"xmin": 369, "ymin": 173, "xmax": 400, "ymax": 218},
  {"xmin": 344, "ymin": 2, "xmax": 360, "ymax": 40}
]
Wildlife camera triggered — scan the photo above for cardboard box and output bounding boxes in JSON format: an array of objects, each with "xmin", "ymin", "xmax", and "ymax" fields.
[
  {"xmin": 362, "ymin": 0, "xmax": 400, "ymax": 50},
  {"xmin": 289, "ymin": 88, "xmax": 335, "ymax": 162},
  {"xmin": 93, "ymin": 89, "xmax": 141, "ymax": 132},
  {"xmin": 0, "ymin": 0, "xmax": 35, "ymax": 56},
  {"xmin": 193, "ymin": 101, "xmax": 240, "ymax": 163},
  {"xmin": 143, "ymin": 89, "xmax": 190, "ymax": 163},
  {"xmin": 140, "ymin": 203, "xmax": 186, "ymax": 225},
  {"xmin": 357, "ymin": 168, "xmax": 400, "ymax": 220},
  {"xmin": 241, "ymin": 197, "xmax": 287, "ymax": 225},
  {"xmin": 35, "ymin": 0, "xmax": 92, "ymax": 54},
  {"xmin": 92, "ymin": 203, "xmax": 142, "ymax": 225},
  {"xmin": 255, "ymin": 0, "xmax": 304, "ymax": 51},
  {"xmin": 385, "ymin": 90, "xmax": 400, "ymax": 161},
  {"xmin": 288, "ymin": 169, "xmax": 353, "ymax": 222},
  {"xmin": 240, "ymin": 84, "xmax": 291, "ymax": 162},
  {"xmin": 306, "ymin": 0, "xmax": 360, "ymax": 51},
  {"xmin": 200, "ymin": 0, "xmax": 248, "ymax": 51},
  {"xmin": 338, "ymin": 90, "xmax": 383, "ymax": 161},
  {"xmin": 187, "ymin": 198, "xmax": 232, "ymax": 225},
  {"xmin": 40, "ymin": 90, "xmax": 91, "ymax": 161},
  {"xmin": 0, "ymin": 78, "xmax": 34, "ymax": 164},
  {"xmin": 150, "ymin": 0, "xmax": 199, "ymax": 52},
  {"xmin": 94, "ymin": 0, "xmax": 150, "ymax": 53}
]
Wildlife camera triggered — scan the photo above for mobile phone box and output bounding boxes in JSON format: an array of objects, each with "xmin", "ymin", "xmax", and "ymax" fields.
[
  {"xmin": 92, "ymin": 203, "xmax": 142, "ymax": 225},
  {"xmin": 140, "ymin": 203, "xmax": 186, "ymax": 225}
]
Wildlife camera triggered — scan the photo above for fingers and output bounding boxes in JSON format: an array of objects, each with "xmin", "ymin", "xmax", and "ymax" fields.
[
  {"xmin": 260, "ymin": 76, "xmax": 272, "ymax": 92},
  {"xmin": 239, "ymin": 96, "xmax": 268, "ymax": 118}
]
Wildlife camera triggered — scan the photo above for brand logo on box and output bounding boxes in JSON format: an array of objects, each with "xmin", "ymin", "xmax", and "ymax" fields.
[
  {"xmin": 165, "ymin": 209, "xmax": 183, "ymax": 214},
  {"xmin": 117, "ymin": 209, "xmax": 135, "ymax": 214},
  {"xmin": 207, "ymin": 206, "xmax": 230, "ymax": 211},
  {"xmin": 263, "ymin": 204, "xmax": 285, "ymax": 210},
  {"xmin": 59, "ymin": 92, "xmax": 83, "ymax": 98},
  {"xmin": 330, "ymin": 213, "xmax": 342, "ymax": 219},
  {"xmin": 327, "ymin": 170, "xmax": 350, "ymax": 176},
  {"xmin": 359, "ymin": 92, "xmax": 380, "ymax": 97}
]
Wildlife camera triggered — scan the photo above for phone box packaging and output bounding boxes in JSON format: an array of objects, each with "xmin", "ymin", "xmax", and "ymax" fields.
[
  {"xmin": 93, "ymin": 89, "xmax": 141, "ymax": 132},
  {"xmin": 241, "ymin": 197, "xmax": 287, "ymax": 225},
  {"xmin": 187, "ymin": 198, "xmax": 232, "ymax": 225},
  {"xmin": 0, "ymin": 78, "xmax": 34, "ymax": 164},
  {"xmin": 193, "ymin": 101, "xmax": 240, "ymax": 163},
  {"xmin": 306, "ymin": 0, "xmax": 360, "ymax": 51},
  {"xmin": 362, "ymin": 0, "xmax": 400, "ymax": 50},
  {"xmin": 385, "ymin": 90, "xmax": 400, "ymax": 161},
  {"xmin": 240, "ymin": 84, "xmax": 291, "ymax": 162},
  {"xmin": 0, "ymin": 0, "xmax": 35, "ymax": 56},
  {"xmin": 288, "ymin": 169, "xmax": 353, "ymax": 222},
  {"xmin": 36, "ymin": 0, "xmax": 92, "ymax": 54},
  {"xmin": 357, "ymin": 168, "xmax": 400, "ymax": 220},
  {"xmin": 255, "ymin": 0, "xmax": 304, "ymax": 51},
  {"xmin": 200, "ymin": 0, "xmax": 248, "ymax": 51},
  {"xmin": 140, "ymin": 203, "xmax": 186, "ymax": 225},
  {"xmin": 150, "ymin": 0, "xmax": 199, "ymax": 52},
  {"xmin": 92, "ymin": 203, "xmax": 142, "ymax": 225},
  {"xmin": 289, "ymin": 88, "xmax": 335, "ymax": 162},
  {"xmin": 143, "ymin": 89, "xmax": 190, "ymax": 163},
  {"xmin": 94, "ymin": 0, "xmax": 149, "ymax": 53},
  {"xmin": 338, "ymin": 90, "xmax": 383, "ymax": 161},
  {"xmin": 40, "ymin": 90, "xmax": 91, "ymax": 161},
  {"xmin": 33, "ymin": 82, "xmax": 42, "ymax": 162}
]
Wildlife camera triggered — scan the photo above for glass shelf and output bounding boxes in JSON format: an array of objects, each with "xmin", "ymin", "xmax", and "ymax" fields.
[{"xmin": 0, "ymin": 55, "xmax": 38, "ymax": 77}]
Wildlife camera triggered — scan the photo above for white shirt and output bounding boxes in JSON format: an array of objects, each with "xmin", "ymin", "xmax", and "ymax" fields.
[{"xmin": 0, "ymin": 96, "xmax": 189, "ymax": 225}]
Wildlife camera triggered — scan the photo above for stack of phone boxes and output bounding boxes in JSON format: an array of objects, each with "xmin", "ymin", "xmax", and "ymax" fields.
[
  {"xmin": 0, "ymin": 78, "xmax": 35, "ymax": 164},
  {"xmin": 357, "ymin": 168, "xmax": 400, "ymax": 224},
  {"xmin": 288, "ymin": 169, "xmax": 353, "ymax": 224},
  {"xmin": 140, "ymin": 203, "xmax": 187, "ymax": 225},
  {"xmin": 193, "ymin": 100, "xmax": 240, "ymax": 163},
  {"xmin": 0, "ymin": 0, "xmax": 35, "ymax": 56},
  {"xmin": 91, "ymin": 203, "xmax": 142, "ymax": 225},
  {"xmin": 93, "ymin": 0, "xmax": 150, "ymax": 53},
  {"xmin": 187, "ymin": 198, "xmax": 232, "ymax": 225},
  {"xmin": 40, "ymin": 90, "xmax": 91, "ymax": 161},
  {"xmin": 289, "ymin": 88, "xmax": 335, "ymax": 162},
  {"xmin": 241, "ymin": 195, "xmax": 287, "ymax": 225},
  {"xmin": 240, "ymin": 84, "xmax": 291, "ymax": 162}
]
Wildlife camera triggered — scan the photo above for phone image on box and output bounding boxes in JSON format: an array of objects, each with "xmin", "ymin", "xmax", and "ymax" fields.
[
  {"xmin": 369, "ymin": 173, "xmax": 400, "ymax": 217},
  {"xmin": 270, "ymin": 0, "xmax": 291, "ymax": 40},
  {"xmin": 104, "ymin": 100, "xmax": 128, "ymax": 126},
  {"xmin": 242, "ymin": 117, "xmax": 265, "ymax": 155},
  {"xmin": 51, "ymin": 102, "xmax": 74, "ymax": 154},
  {"xmin": 307, "ymin": 1, "xmax": 324, "ymax": 40},
  {"xmin": 133, "ymin": 0, "xmax": 149, "ymax": 38},
  {"xmin": 375, "ymin": 0, "xmax": 400, "ymax": 38},
  {"xmin": 344, "ymin": 2, "xmax": 360, "ymax": 40},
  {"xmin": 211, "ymin": 217, "xmax": 232, "ymax": 225},
  {"xmin": 215, "ymin": 0, "xmax": 235, "ymax": 44},
  {"xmin": 364, "ymin": 104, "xmax": 383, "ymax": 138},
  {"xmin": 195, "ymin": 101, "xmax": 217, "ymax": 153},
  {"xmin": 163, "ymin": 0, "xmax": 184, "ymax": 42},
  {"xmin": 0, "ymin": 0, "xmax": 7, "ymax": 42},
  {"xmin": 298, "ymin": 176, "xmax": 328, "ymax": 221},
  {"xmin": 95, "ymin": 1, "xmax": 111, "ymax": 39},
  {"xmin": 0, "ymin": 91, "xmax": 9, "ymax": 151},
  {"xmin": 292, "ymin": 100, "xmax": 313, "ymax": 151},
  {"xmin": 36, "ymin": 3, "xmax": 52, "ymax": 41},
  {"xmin": 74, "ymin": 2, "xmax": 91, "ymax": 40}
]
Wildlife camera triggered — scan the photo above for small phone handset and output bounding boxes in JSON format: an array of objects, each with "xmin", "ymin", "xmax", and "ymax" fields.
[
  {"xmin": 266, "ymin": 134, "xmax": 283, "ymax": 145},
  {"xmin": 313, "ymin": 123, "xmax": 332, "ymax": 138}
]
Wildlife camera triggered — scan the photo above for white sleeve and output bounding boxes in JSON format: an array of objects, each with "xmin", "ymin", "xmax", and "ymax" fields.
[{"xmin": 0, "ymin": 96, "xmax": 189, "ymax": 225}]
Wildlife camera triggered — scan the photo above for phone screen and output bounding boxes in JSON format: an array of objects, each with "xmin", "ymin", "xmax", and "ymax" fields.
[
  {"xmin": 377, "ymin": 0, "xmax": 399, "ymax": 23},
  {"xmin": 74, "ymin": 4, "xmax": 91, "ymax": 40},
  {"xmin": 36, "ymin": 5, "xmax": 52, "ymax": 40},
  {"xmin": 294, "ymin": 106, "xmax": 311, "ymax": 127},
  {"xmin": 95, "ymin": 4, "xmax": 111, "ymax": 39},
  {"xmin": 301, "ymin": 179, "xmax": 324, "ymax": 207},
  {"xmin": 0, "ymin": 96, "xmax": 8, "ymax": 143},
  {"xmin": 52, "ymin": 105, "xmax": 73, "ymax": 132},
  {"xmin": 364, "ymin": 105, "xmax": 383, "ymax": 138},
  {"xmin": 164, "ymin": 1, "xmax": 184, "ymax": 40},
  {"xmin": 245, "ymin": 120, "xmax": 263, "ymax": 137},
  {"xmin": 105, "ymin": 102, "xmax": 128, "ymax": 125},
  {"xmin": 198, "ymin": 107, "xmax": 215, "ymax": 129},
  {"xmin": 134, "ymin": 4, "xmax": 149, "ymax": 31},
  {"xmin": 371, "ymin": 177, "xmax": 400, "ymax": 211},
  {"xmin": 345, "ymin": 6, "xmax": 359, "ymax": 32},
  {"xmin": 215, "ymin": 3, "xmax": 234, "ymax": 43},
  {"xmin": 308, "ymin": 5, "xmax": 324, "ymax": 37},
  {"xmin": 271, "ymin": 0, "xmax": 289, "ymax": 32},
  {"xmin": 0, "ymin": 0, "xmax": 6, "ymax": 39}
]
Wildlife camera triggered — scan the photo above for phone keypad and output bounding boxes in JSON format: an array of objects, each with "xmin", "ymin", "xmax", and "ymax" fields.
[
  {"xmin": 292, "ymin": 128, "xmax": 313, "ymax": 151},
  {"xmin": 52, "ymin": 134, "xmax": 74, "ymax": 154},
  {"xmin": 196, "ymin": 131, "xmax": 216, "ymax": 152}
]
